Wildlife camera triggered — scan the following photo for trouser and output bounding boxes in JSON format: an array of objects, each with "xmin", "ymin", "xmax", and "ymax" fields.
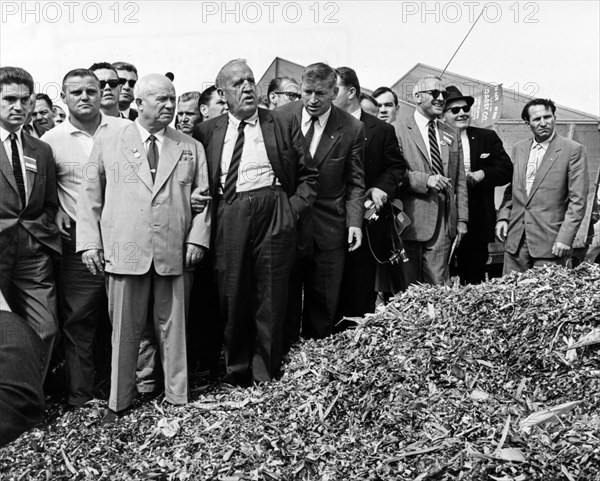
[
  {"xmin": 286, "ymin": 245, "xmax": 345, "ymax": 347},
  {"xmin": 0, "ymin": 225, "xmax": 58, "ymax": 380},
  {"xmin": 503, "ymin": 234, "xmax": 569, "ymax": 275},
  {"xmin": 214, "ymin": 186, "xmax": 296, "ymax": 386},
  {"xmin": 59, "ymin": 222, "xmax": 108, "ymax": 405},
  {"xmin": 454, "ymin": 230, "xmax": 489, "ymax": 284},
  {"xmin": 106, "ymin": 268, "xmax": 192, "ymax": 412},
  {"xmin": 403, "ymin": 202, "xmax": 452, "ymax": 286}
]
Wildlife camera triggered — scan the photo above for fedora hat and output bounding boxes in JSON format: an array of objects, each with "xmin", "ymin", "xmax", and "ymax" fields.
[{"xmin": 445, "ymin": 85, "xmax": 474, "ymax": 107}]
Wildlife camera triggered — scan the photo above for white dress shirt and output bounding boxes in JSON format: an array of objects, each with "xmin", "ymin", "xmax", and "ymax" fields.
[
  {"xmin": 460, "ymin": 130, "xmax": 471, "ymax": 175},
  {"xmin": 301, "ymin": 106, "xmax": 332, "ymax": 157},
  {"xmin": 525, "ymin": 132, "xmax": 555, "ymax": 195},
  {"xmin": 413, "ymin": 109, "xmax": 442, "ymax": 169}
]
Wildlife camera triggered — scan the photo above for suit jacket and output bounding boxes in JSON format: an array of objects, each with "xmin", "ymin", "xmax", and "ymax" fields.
[
  {"xmin": 128, "ymin": 109, "xmax": 138, "ymax": 121},
  {"xmin": 0, "ymin": 131, "xmax": 61, "ymax": 255},
  {"xmin": 360, "ymin": 110, "xmax": 406, "ymax": 195},
  {"xmin": 393, "ymin": 116, "xmax": 468, "ymax": 242},
  {"xmin": 464, "ymin": 126, "xmax": 513, "ymax": 242},
  {"xmin": 76, "ymin": 122, "xmax": 211, "ymax": 276},
  {"xmin": 193, "ymin": 108, "xmax": 319, "ymax": 224},
  {"xmin": 498, "ymin": 134, "xmax": 589, "ymax": 258},
  {"xmin": 280, "ymin": 102, "xmax": 366, "ymax": 253}
]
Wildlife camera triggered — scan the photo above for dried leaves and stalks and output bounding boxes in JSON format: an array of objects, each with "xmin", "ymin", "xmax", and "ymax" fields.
[{"xmin": 1, "ymin": 263, "xmax": 599, "ymax": 480}]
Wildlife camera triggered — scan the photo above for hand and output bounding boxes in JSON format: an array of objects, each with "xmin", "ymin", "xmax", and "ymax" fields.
[
  {"xmin": 185, "ymin": 244, "xmax": 206, "ymax": 267},
  {"xmin": 495, "ymin": 220, "xmax": 508, "ymax": 242},
  {"xmin": 552, "ymin": 241, "xmax": 571, "ymax": 258},
  {"xmin": 55, "ymin": 209, "xmax": 71, "ymax": 240},
  {"xmin": 347, "ymin": 227, "xmax": 362, "ymax": 252},
  {"xmin": 456, "ymin": 221, "xmax": 468, "ymax": 245},
  {"xmin": 426, "ymin": 174, "xmax": 451, "ymax": 192},
  {"xmin": 81, "ymin": 249, "xmax": 105, "ymax": 275},
  {"xmin": 466, "ymin": 170, "xmax": 485, "ymax": 186},
  {"xmin": 367, "ymin": 187, "xmax": 388, "ymax": 210},
  {"xmin": 191, "ymin": 188, "xmax": 211, "ymax": 214}
]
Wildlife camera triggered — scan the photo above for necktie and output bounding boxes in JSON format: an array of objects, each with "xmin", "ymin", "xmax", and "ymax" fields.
[
  {"xmin": 428, "ymin": 120, "xmax": 444, "ymax": 176},
  {"xmin": 526, "ymin": 143, "xmax": 543, "ymax": 195},
  {"xmin": 10, "ymin": 133, "xmax": 27, "ymax": 208},
  {"xmin": 304, "ymin": 116, "xmax": 319, "ymax": 149},
  {"xmin": 22, "ymin": 124, "xmax": 33, "ymax": 136},
  {"xmin": 223, "ymin": 121, "xmax": 247, "ymax": 204},
  {"xmin": 147, "ymin": 135, "xmax": 159, "ymax": 181}
]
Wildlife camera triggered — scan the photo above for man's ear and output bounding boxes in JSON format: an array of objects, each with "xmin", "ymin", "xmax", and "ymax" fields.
[
  {"xmin": 348, "ymin": 87, "xmax": 357, "ymax": 101},
  {"xmin": 135, "ymin": 98, "xmax": 143, "ymax": 110},
  {"xmin": 268, "ymin": 91, "xmax": 277, "ymax": 106},
  {"xmin": 199, "ymin": 104, "xmax": 209, "ymax": 119}
]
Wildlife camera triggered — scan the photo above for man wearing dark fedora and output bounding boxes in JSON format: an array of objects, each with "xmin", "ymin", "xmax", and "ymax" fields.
[{"xmin": 442, "ymin": 86, "xmax": 513, "ymax": 283}]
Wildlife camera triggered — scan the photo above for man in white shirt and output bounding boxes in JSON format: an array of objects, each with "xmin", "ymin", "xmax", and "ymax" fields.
[{"xmin": 43, "ymin": 68, "xmax": 129, "ymax": 408}]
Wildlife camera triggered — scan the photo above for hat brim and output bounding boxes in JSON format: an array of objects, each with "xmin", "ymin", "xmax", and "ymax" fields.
[{"xmin": 446, "ymin": 95, "xmax": 475, "ymax": 108}]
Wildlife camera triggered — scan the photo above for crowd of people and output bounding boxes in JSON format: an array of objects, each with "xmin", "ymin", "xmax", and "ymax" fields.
[{"xmin": 0, "ymin": 58, "xmax": 594, "ymax": 438}]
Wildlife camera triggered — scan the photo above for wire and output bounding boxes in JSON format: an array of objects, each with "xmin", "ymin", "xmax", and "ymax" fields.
[{"xmin": 440, "ymin": 7, "xmax": 486, "ymax": 78}]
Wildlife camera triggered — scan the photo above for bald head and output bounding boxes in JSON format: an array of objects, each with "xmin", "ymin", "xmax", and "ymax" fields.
[
  {"xmin": 215, "ymin": 59, "xmax": 257, "ymax": 120},
  {"xmin": 136, "ymin": 74, "xmax": 176, "ymax": 133}
]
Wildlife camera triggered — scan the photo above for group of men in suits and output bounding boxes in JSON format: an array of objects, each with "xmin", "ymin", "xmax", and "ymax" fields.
[{"xmin": 0, "ymin": 59, "xmax": 591, "ymax": 432}]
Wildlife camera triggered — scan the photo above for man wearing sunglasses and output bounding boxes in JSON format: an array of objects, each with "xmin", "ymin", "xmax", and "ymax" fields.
[
  {"xmin": 442, "ymin": 86, "xmax": 513, "ymax": 284},
  {"xmin": 112, "ymin": 62, "xmax": 138, "ymax": 121},
  {"xmin": 89, "ymin": 62, "xmax": 122, "ymax": 118},
  {"xmin": 395, "ymin": 75, "xmax": 468, "ymax": 286},
  {"xmin": 267, "ymin": 76, "xmax": 301, "ymax": 109}
]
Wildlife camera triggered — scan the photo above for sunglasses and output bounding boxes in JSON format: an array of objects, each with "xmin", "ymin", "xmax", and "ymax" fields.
[
  {"xmin": 99, "ymin": 79, "xmax": 121, "ymax": 89},
  {"xmin": 119, "ymin": 78, "xmax": 137, "ymax": 88},
  {"xmin": 417, "ymin": 89, "xmax": 450, "ymax": 100},
  {"xmin": 444, "ymin": 105, "xmax": 471, "ymax": 114},
  {"xmin": 275, "ymin": 91, "xmax": 301, "ymax": 101}
]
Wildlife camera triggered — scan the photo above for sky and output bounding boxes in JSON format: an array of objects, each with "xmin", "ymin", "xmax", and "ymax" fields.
[{"xmin": 1, "ymin": 0, "xmax": 599, "ymax": 116}]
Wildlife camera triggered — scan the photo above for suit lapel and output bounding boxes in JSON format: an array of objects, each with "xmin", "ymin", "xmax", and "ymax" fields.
[
  {"xmin": 258, "ymin": 109, "xmax": 286, "ymax": 186},
  {"xmin": 0, "ymin": 137, "xmax": 20, "ymax": 195},
  {"xmin": 22, "ymin": 134, "xmax": 38, "ymax": 203},
  {"xmin": 153, "ymin": 128, "xmax": 181, "ymax": 198},
  {"xmin": 528, "ymin": 136, "xmax": 562, "ymax": 200},
  {"xmin": 406, "ymin": 116, "xmax": 429, "ymax": 165},
  {"xmin": 467, "ymin": 127, "xmax": 477, "ymax": 171},
  {"xmin": 360, "ymin": 111, "xmax": 375, "ymax": 151},
  {"xmin": 120, "ymin": 124, "xmax": 153, "ymax": 192},
  {"xmin": 439, "ymin": 124, "xmax": 451, "ymax": 173},
  {"xmin": 313, "ymin": 106, "xmax": 341, "ymax": 167},
  {"xmin": 210, "ymin": 115, "xmax": 228, "ymax": 189}
]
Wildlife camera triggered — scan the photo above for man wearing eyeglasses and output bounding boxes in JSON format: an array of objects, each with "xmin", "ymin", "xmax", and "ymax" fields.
[
  {"xmin": 112, "ymin": 62, "xmax": 139, "ymax": 121},
  {"xmin": 442, "ymin": 86, "xmax": 512, "ymax": 284},
  {"xmin": 395, "ymin": 75, "xmax": 468, "ymax": 286},
  {"xmin": 267, "ymin": 76, "xmax": 301, "ymax": 109},
  {"xmin": 89, "ymin": 62, "xmax": 122, "ymax": 118}
]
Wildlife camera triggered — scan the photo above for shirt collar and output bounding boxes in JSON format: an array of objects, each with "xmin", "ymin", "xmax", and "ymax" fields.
[
  {"xmin": 135, "ymin": 119, "xmax": 166, "ymax": 143},
  {"xmin": 414, "ymin": 109, "xmax": 435, "ymax": 130},
  {"xmin": 0, "ymin": 126, "xmax": 23, "ymax": 143},
  {"xmin": 350, "ymin": 107, "xmax": 362, "ymax": 120},
  {"xmin": 302, "ymin": 106, "xmax": 332, "ymax": 128},
  {"xmin": 532, "ymin": 131, "xmax": 556, "ymax": 150},
  {"xmin": 228, "ymin": 110, "xmax": 259, "ymax": 128},
  {"xmin": 65, "ymin": 112, "xmax": 110, "ymax": 135}
]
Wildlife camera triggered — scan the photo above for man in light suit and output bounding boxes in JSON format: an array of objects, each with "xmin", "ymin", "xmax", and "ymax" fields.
[
  {"xmin": 496, "ymin": 98, "xmax": 589, "ymax": 273},
  {"xmin": 192, "ymin": 59, "xmax": 318, "ymax": 386},
  {"xmin": 394, "ymin": 75, "xmax": 468, "ymax": 285},
  {"xmin": 280, "ymin": 62, "xmax": 366, "ymax": 343},
  {"xmin": 442, "ymin": 86, "xmax": 513, "ymax": 284},
  {"xmin": 77, "ymin": 74, "xmax": 211, "ymax": 423},
  {"xmin": 0, "ymin": 66, "xmax": 61, "ymax": 379}
]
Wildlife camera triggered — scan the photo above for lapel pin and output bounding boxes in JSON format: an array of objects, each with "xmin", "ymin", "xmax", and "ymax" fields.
[
  {"xmin": 133, "ymin": 148, "xmax": 141, "ymax": 158},
  {"xmin": 441, "ymin": 141, "xmax": 447, "ymax": 146}
]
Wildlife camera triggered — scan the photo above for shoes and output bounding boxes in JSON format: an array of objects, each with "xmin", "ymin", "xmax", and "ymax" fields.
[{"xmin": 100, "ymin": 407, "xmax": 129, "ymax": 427}]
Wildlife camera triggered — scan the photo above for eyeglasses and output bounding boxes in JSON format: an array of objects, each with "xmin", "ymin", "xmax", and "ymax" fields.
[
  {"xmin": 119, "ymin": 78, "xmax": 137, "ymax": 88},
  {"xmin": 99, "ymin": 79, "xmax": 121, "ymax": 89},
  {"xmin": 417, "ymin": 89, "xmax": 450, "ymax": 100},
  {"xmin": 444, "ymin": 105, "xmax": 471, "ymax": 114},
  {"xmin": 275, "ymin": 92, "xmax": 301, "ymax": 101}
]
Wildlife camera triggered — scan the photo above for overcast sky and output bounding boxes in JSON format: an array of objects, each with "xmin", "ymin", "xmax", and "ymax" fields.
[{"xmin": 1, "ymin": 1, "xmax": 598, "ymax": 116}]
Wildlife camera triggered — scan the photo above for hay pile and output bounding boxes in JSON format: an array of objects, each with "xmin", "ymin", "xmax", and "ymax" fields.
[{"xmin": 1, "ymin": 263, "xmax": 599, "ymax": 480}]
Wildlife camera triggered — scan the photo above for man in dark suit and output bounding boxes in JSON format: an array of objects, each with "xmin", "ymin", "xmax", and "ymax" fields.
[
  {"xmin": 394, "ymin": 75, "xmax": 468, "ymax": 286},
  {"xmin": 280, "ymin": 63, "xmax": 365, "ymax": 343},
  {"xmin": 333, "ymin": 66, "xmax": 406, "ymax": 318},
  {"xmin": 0, "ymin": 66, "xmax": 61, "ymax": 379},
  {"xmin": 496, "ymin": 98, "xmax": 589, "ymax": 273},
  {"xmin": 112, "ymin": 61, "xmax": 138, "ymax": 120},
  {"xmin": 192, "ymin": 59, "xmax": 318, "ymax": 386},
  {"xmin": 442, "ymin": 86, "xmax": 513, "ymax": 284}
]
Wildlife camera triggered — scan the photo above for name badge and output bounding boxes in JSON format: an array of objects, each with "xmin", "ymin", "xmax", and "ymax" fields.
[
  {"xmin": 442, "ymin": 132, "xmax": 454, "ymax": 146},
  {"xmin": 24, "ymin": 156, "xmax": 37, "ymax": 173},
  {"xmin": 181, "ymin": 150, "xmax": 194, "ymax": 162}
]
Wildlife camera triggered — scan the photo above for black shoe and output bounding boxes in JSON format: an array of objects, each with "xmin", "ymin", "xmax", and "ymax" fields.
[{"xmin": 100, "ymin": 408, "xmax": 128, "ymax": 427}]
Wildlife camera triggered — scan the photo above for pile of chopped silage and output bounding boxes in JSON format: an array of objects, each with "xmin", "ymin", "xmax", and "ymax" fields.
[{"xmin": 1, "ymin": 263, "xmax": 599, "ymax": 480}]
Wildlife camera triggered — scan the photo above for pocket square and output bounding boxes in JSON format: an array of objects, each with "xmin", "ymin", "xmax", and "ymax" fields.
[{"xmin": 480, "ymin": 153, "xmax": 490, "ymax": 159}]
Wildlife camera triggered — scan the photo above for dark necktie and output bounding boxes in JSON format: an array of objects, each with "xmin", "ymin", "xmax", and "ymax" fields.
[
  {"xmin": 223, "ymin": 121, "xmax": 247, "ymax": 204},
  {"xmin": 428, "ymin": 120, "xmax": 444, "ymax": 176},
  {"xmin": 304, "ymin": 116, "xmax": 319, "ymax": 149},
  {"xmin": 147, "ymin": 135, "xmax": 159, "ymax": 181},
  {"xmin": 10, "ymin": 133, "xmax": 27, "ymax": 208}
]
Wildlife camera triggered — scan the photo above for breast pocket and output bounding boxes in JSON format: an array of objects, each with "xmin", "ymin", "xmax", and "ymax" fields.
[{"xmin": 177, "ymin": 160, "xmax": 194, "ymax": 184}]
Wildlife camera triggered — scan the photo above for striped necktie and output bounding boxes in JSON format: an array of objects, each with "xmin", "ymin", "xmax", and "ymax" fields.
[
  {"xmin": 10, "ymin": 133, "xmax": 27, "ymax": 208},
  {"xmin": 223, "ymin": 121, "xmax": 247, "ymax": 204},
  {"xmin": 428, "ymin": 120, "xmax": 444, "ymax": 176}
]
